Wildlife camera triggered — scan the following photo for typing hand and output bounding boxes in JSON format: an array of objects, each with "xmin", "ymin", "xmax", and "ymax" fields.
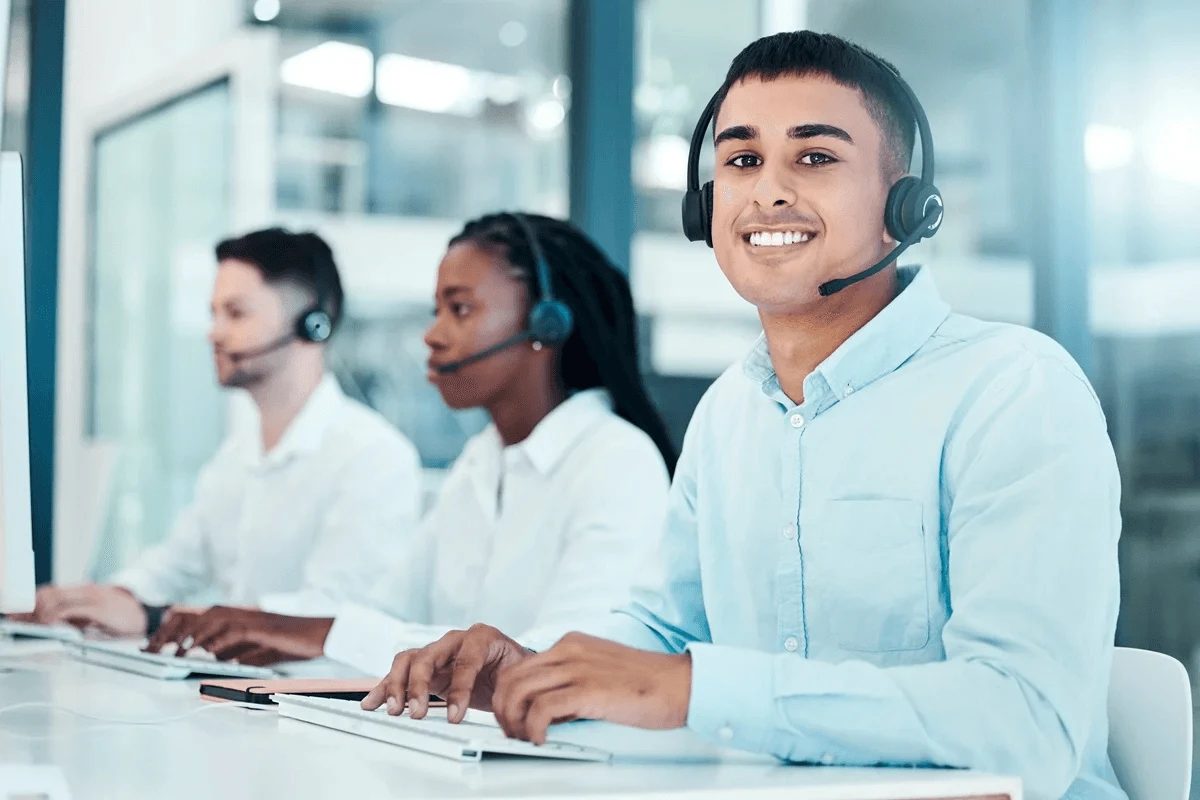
[
  {"xmin": 492, "ymin": 633, "xmax": 692, "ymax": 745},
  {"xmin": 144, "ymin": 606, "xmax": 332, "ymax": 666},
  {"xmin": 32, "ymin": 584, "xmax": 147, "ymax": 637},
  {"xmin": 361, "ymin": 624, "xmax": 533, "ymax": 722}
]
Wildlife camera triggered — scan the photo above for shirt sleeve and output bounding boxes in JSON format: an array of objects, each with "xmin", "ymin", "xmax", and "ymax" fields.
[
  {"xmin": 322, "ymin": 601, "xmax": 454, "ymax": 677},
  {"xmin": 581, "ymin": 393, "xmax": 716, "ymax": 655},
  {"xmin": 683, "ymin": 355, "xmax": 1122, "ymax": 800},
  {"xmin": 259, "ymin": 434, "xmax": 424, "ymax": 617},
  {"xmin": 516, "ymin": 433, "xmax": 671, "ymax": 652},
  {"xmin": 109, "ymin": 448, "xmax": 229, "ymax": 605},
  {"xmin": 322, "ymin": 453, "xmax": 468, "ymax": 675}
]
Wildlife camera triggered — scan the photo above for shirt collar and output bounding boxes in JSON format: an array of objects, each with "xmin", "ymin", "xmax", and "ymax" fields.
[
  {"xmin": 249, "ymin": 373, "xmax": 347, "ymax": 467},
  {"xmin": 505, "ymin": 388, "xmax": 615, "ymax": 475},
  {"xmin": 743, "ymin": 266, "xmax": 951, "ymax": 411}
]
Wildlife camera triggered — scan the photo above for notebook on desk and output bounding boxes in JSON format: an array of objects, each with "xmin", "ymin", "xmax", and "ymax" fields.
[
  {"xmin": 274, "ymin": 695, "xmax": 611, "ymax": 763},
  {"xmin": 68, "ymin": 638, "xmax": 278, "ymax": 680}
]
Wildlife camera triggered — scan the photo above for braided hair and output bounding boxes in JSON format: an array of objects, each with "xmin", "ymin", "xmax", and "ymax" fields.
[{"xmin": 449, "ymin": 213, "xmax": 678, "ymax": 476}]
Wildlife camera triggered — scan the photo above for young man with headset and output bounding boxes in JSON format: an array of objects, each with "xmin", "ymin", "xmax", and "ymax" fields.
[
  {"xmin": 363, "ymin": 32, "xmax": 1125, "ymax": 800},
  {"xmin": 24, "ymin": 228, "xmax": 421, "ymax": 645}
]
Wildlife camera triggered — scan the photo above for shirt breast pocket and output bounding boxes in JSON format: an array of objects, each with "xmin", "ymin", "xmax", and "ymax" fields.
[{"xmin": 810, "ymin": 498, "xmax": 930, "ymax": 653}]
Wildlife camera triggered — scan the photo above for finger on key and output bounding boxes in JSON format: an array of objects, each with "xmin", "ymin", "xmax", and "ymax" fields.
[
  {"xmin": 145, "ymin": 612, "xmax": 192, "ymax": 653},
  {"xmin": 406, "ymin": 639, "xmax": 457, "ymax": 720},
  {"xmin": 382, "ymin": 651, "xmax": 416, "ymax": 715},
  {"xmin": 443, "ymin": 633, "xmax": 492, "ymax": 723}
]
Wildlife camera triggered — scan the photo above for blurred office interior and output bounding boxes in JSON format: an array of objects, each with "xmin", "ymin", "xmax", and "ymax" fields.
[{"xmin": 4, "ymin": 0, "xmax": 1200, "ymax": 729}]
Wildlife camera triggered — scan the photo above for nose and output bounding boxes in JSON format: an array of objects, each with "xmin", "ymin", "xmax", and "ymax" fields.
[
  {"xmin": 424, "ymin": 313, "xmax": 448, "ymax": 353},
  {"xmin": 754, "ymin": 162, "xmax": 798, "ymax": 208}
]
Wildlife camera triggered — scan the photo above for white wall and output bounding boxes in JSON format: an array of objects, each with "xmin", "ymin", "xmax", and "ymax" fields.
[{"xmin": 53, "ymin": 0, "xmax": 243, "ymax": 582}]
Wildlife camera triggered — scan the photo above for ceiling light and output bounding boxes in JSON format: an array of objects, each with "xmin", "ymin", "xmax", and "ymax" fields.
[
  {"xmin": 499, "ymin": 20, "xmax": 527, "ymax": 48},
  {"xmin": 280, "ymin": 41, "xmax": 373, "ymax": 98},
  {"xmin": 253, "ymin": 0, "xmax": 280, "ymax": 23},
  {"xmin": 526, "ymin": 99, "xmax": 566, "ymax": 138},
  {"xmin": 376, "ymin": 53, "xmax": 477, "ymax": 115}
]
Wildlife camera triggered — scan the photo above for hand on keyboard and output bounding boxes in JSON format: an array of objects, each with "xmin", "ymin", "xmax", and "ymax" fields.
[
  {"xmin": 21, "ymin": 584, "xmax": 148, "ymax": 637},
  {"xmin": 144, "ymin": 606, "xmax": 332, "ymax": 666}
]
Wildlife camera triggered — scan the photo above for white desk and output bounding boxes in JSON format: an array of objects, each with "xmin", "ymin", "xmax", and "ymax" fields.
[{"xmin": 0, "ymin": 642, "xmax": 1021, "ymax": 800}]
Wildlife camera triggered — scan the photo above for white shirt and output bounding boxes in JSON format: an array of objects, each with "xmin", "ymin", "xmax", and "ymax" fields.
[
  {"xmin": 112, "ymin": 374, "xmax": 422, "ymax": 616},
  {"xmin": 323, "ymin": 389, "xmax": 671, "ymax": 676}
]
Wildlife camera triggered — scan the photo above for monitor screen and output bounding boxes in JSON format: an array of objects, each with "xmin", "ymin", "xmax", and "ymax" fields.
[{"xmin": 0, "ymin": 151, "xmax": 35, "ymax": 613}]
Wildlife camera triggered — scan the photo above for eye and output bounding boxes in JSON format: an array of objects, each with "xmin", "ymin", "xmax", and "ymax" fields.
[
  {"xmin": 727, "ymin": 154, "xmax": 761, "ymax": 169},
  {"xmin": 450, "ymin": 302, "xmax": 471, "ymax": 318},
  {"xmin": 800, "ymin": 152, "xmax": 837, "ymax": 166}
]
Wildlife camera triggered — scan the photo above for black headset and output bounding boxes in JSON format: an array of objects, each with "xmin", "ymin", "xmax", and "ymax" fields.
[
  {"xmin": 681, "ymin": 45, "xmax": 944, "ymax": 297},
  {"xmin": 512, "ymin": 212, "xmax": 575, "ymax": 347},
  {"xmin": 435, "ymin": 212, "xmax": 574, "ymax": 373}
]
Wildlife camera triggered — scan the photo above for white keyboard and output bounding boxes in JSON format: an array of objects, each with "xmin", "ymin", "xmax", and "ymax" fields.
[
  {"xmin": 0, "ymin": 619, "xmax": 85, "ymax": 642},
  {"xmin": 68, "ymin": 639, "xmax": 278, "ymax": 680},
  {"xmin": 275, "ymin": 695, "xmax": 611, "ymax": 763}
]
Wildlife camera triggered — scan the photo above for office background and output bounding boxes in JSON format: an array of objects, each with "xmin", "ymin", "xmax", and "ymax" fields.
[{"xmin": 4, "ymin": 0, "xmax": 1200, "ymax": 722}]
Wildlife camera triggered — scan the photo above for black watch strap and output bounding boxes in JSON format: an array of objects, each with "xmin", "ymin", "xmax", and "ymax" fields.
[{"xmin": 142, "ymin": 604, "xmax": 168, "ymax": 636}]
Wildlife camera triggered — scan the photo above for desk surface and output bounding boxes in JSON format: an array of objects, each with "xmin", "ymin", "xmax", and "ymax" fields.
[{"xmin": 0, "ymin": 642, "xmax": 1021, "ymax": 800}]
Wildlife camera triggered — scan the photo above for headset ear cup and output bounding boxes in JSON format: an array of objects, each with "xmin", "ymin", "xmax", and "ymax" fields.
[
  {"xmin": 528, "ymin": 300, "xmax": 574, "ymax": 346},
  {"xmin": 909, "ymin": 184, "xmax": 944, "ymax": 238},
  {"xmin": 681, "ymin": 188, "xmax": 707, "ymax": 243},
  {"xmin": 884, "ymin": 176, "xmax": 920, "ymax": 241},
  {"xmin": 298, "ymin": 310, "xmax": 333, "ymax": 343},
  {"xmin": 701, "ymin": 181, "xmax": 714, "ymax": 248}
]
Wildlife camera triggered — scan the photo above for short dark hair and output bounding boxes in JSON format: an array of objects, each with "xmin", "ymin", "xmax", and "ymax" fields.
[
  {"xmin": 714, "ymin": 31, "xmax": 916, "ymax": 176},
  {"xmin": 215, "ymin": 227, "xmax": 344, "ymax": 332},
  {"xmin": 450, "ymin": 213, "xmax": 678, "ymax": 477}
]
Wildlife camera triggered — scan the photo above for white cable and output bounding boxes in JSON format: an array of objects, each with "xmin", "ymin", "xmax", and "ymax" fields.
[{"xmin": 0, "ymin": 699, "xmax": 266, "ymax": 738}]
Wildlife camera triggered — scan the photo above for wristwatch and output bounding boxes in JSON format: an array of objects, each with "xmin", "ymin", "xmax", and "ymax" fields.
[{"xmin": 142, "ymin": 603, "xmax": 169, "ymax": 636}]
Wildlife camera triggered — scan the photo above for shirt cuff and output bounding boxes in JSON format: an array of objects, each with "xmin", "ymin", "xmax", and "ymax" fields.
[
  {"xmin": 259, "ymin": 590, "xmax": 339, "ymax": 617},
  {"xmin": 684, "ymin": 643, "xmax": 779, "ymax": 756},
  {"xmin": 323, "ymin": 602, "xmax": 406, "ymax": 677},
  {"xmin": 323, "ymin": 603, "xmax": 455, "ymax": 677},
  {"xmin": 109, "ymin": 570, "xmax": 160, "ymax": 606}
]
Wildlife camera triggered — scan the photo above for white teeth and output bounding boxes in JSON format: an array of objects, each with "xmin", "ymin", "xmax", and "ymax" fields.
[{"xmin": 747, "ymin": 231, "xmax": 813, "ymax": 247}]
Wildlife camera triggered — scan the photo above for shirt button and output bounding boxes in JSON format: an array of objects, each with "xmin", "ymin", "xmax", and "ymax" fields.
[
  {"xmin": 782, "ymin": 524, "xmax": 796, "ymax": 540},
  {"xmin": 718, "ymin": 725, "xmax": 734, "ymax": 742},
  {"xmin": 821, "ymin": 753, "xmax": 835, "ymax": 766},
  {"xmin": 789, "ymin": 413, "xmax": 805, "ymax": 428},
  {"xmin": 783, "ymin": 636, "xmax": 799, "ymax": 652},
  {"xmin": 843, "ymin": 385, "xmax": 854, "ymax": 398}
]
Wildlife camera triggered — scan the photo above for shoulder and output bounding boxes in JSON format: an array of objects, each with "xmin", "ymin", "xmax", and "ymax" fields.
[
  {"xmin": 325, "ymin": 396, "xmax": 421, "ymax": 470},
  {"xmin": 932, "ymin": 314, "xmax": 1102, "ymax": 415},
  {"xmin": 566, "ymin": 412, "xmax": 670, "ymax": 487}
]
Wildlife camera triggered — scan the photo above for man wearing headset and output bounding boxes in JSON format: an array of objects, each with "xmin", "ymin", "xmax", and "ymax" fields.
[
  {"xmin": 24, "ymin": 228, "xmax": 422, "ymax": 646},
  {"xmin": 364, "ymin": 32, "xmax": 1124, "ymax": 800}
]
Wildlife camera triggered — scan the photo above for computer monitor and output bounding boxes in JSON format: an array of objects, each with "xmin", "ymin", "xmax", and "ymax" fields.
[{"xmin": 0, "ymin": 151, "xmax": 35, "ymax": 613}]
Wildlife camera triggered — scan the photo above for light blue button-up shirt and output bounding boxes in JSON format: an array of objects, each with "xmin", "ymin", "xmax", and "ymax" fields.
[{"xmin": 599, "ymin": 266, "xmax": 1124, "ymax": 800}]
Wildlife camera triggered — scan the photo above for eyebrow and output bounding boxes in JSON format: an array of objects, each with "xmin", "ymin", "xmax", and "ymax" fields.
[
  {"xmin": 713, "ymin": 122, "xmax": 855, "ymax": 147},
  {"xmin": 788, "ymin": 123, "xmax": 854, "ymax": 144},
  {"xmin": 439, "ymin": 285, "xmax": 472, "ymax": 299}
]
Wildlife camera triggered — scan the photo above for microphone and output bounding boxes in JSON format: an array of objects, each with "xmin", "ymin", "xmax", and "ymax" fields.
[
  {"xmin": 434, "ymin": 331, "xmax": 534, "ymax": 374},
  {"xmin": 226, "ymin": 332, "xmax": 296, "ymax": 363},
  {"xmin": 817, "ymin": 206, "xmax": 943, "ymax": 297}
]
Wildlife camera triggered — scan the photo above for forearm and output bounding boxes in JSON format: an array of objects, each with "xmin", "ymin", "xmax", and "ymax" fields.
[{"xmin": 686, "ymin": 645, "xmax": 1084, "ymax": 799}]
